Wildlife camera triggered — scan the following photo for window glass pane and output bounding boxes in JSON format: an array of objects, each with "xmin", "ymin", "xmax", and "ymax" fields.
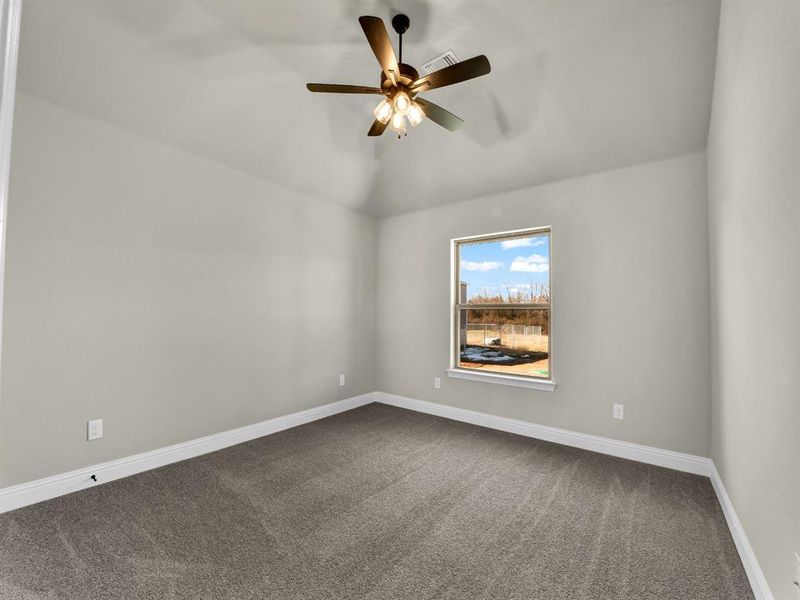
[
  {"xmin": 458, "ymin": 233, "xmax": 549, "ymax": 304},
  {"xmin": 457, "ymin": 308, "xmax": 550, "ymax": 379}
]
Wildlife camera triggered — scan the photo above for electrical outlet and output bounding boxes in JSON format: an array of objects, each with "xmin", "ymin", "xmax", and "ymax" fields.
[
  {"xmin": 87, "ymin": 419, "xmax": 103, "ymax": 441},
  {"xmin": 434, "ymin": 376, "xmax": 441, "ymax": 389},
  {"xmin": 613, "ymin": 404, "xmax": 624, "ymax": 420},
  {"xmin": 339, "ymin": 374, "xmax": 345, "ymax": 386}
]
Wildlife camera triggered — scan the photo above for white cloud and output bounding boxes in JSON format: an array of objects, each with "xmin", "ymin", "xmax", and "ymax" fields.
[
  {"xmin": 500, "ymin": 237, "xmax": 548, "ymax": 250},
  {"xmin": 461, "ymin": 260, "xmax": 504, "ymax": 272},
  {"xmin": 509, "ymin": 254, "xmax": 549, "ymax": 273},
  {"xmin": 500, "ymin": 238, "xmax": 531, "ymax": 250}
]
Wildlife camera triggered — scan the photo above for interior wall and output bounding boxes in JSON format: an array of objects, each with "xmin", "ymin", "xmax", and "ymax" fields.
[
  {"xmin": 707, "ymin": 1, "xmax": 800, "ymax": 597},
  {"xmin": 376, "ymin": 153, "xmax": 711, "ymax": 457},
  {"xmin": 0, "ymin": 93, "xmax": 376, "ymax": 487}
]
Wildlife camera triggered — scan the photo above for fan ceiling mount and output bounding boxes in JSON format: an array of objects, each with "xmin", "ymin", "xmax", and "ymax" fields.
[{"xmin": 306, "ymin": 14, "xmax": 491, "ymax": 138}]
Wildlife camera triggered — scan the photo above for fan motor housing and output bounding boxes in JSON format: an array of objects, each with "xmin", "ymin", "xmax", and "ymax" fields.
[{"xmin": 381, "ymin": 63, "xmax": 419, "ymax": 91}]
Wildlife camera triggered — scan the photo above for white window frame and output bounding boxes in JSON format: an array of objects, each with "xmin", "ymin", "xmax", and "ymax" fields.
[{"xmin": 447, "ymin": 226, "xmax": 556, "ymax": 392}]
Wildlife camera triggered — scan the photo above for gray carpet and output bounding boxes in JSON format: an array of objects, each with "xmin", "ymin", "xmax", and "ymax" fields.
[{"xmin": 0, "ymin": 403, "xmax": 752, "ymax": 599}]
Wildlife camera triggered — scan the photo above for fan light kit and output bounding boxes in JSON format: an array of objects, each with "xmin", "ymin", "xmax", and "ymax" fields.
[{"xmin": 306, "ymin": 14, "xmax": 491, "ymax": 138}]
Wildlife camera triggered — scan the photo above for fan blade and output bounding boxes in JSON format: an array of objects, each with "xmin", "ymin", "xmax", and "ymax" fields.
[
  {"xmin": 415, "ymin": 98, "xmax": 464, "ymax": 131},
  {"xmin": 367, "ymin": 119, "xmax": 388, "ymax": 137},
  {"xmin": 306, "ymin": 83, "xmax": 384, "ymax": 94},
  {"xmin": 410, "ymin": 55, "xmax": 491, "ymax": 92},
  {"xmin": 358, "ymin": 16, "xmax": 400, "ymax": 84}
]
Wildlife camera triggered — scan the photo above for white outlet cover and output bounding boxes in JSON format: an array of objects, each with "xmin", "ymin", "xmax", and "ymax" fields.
[
  {"xmin": 613, "ymin": 404, "xmax": 624, "ymax": 420},
  {"xmin": 434, "ymin": 377, "xmax": 441, "ymax": 389},
  {"xmin": 87, "ymin": 419, "xmax": 103, "ymax": 441},
  {"xmin": 339, "ymin": 374, "xmax": 345, "ymax": 386}
]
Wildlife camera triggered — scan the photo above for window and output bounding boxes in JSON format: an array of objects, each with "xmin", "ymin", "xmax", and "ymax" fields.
[{"xmin": 451, "ymin": 227, "xmax": 553, "ymax": 388}]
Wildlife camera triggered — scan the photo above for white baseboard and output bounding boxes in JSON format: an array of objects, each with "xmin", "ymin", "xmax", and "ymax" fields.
[
  {"xmin": 374, "ymin": 392, "xmax": 712, "ymax": 475},
  {"xmin": 0, "ymin": 390, "xmax": 772, "ymax": 600},
  {"xmin": 373, "ymin": 391, "xmax": 772, "ymax": 600},
  {"xmin": 0, "ymin": 392, "xmax": 374, "ymax": 514},
  {"xmin": 708, "ymin": 463, "xmax": 774, "ymax": 600}
]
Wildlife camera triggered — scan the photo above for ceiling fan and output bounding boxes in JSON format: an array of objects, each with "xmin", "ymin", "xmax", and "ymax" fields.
[{"xmin": 306, "ymin": 14, "xmax": 491, "ymax": 138}]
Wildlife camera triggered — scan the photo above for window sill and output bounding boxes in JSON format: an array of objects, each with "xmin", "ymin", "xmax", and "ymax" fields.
[{"xmin": 446, "ymin": 369, "xmax": 557, "ymax": 391}]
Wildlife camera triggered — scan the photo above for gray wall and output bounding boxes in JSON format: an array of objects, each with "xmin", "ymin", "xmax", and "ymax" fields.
[
  {"xmin": 376, "ymin": 153, "xmax": 711, "ymax": 457},
  {"xmin": 0, "ymin": 94, "xmax": 376, "ymax": 487},
  {"xmin": 707, "ymin": 1, "xmax": 800, "ymax": 597}
]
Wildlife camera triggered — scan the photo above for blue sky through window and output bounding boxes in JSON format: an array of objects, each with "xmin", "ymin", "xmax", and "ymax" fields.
[{"xmin": 459, "ymin": 234, "xmax": 550, "ymax": 302}]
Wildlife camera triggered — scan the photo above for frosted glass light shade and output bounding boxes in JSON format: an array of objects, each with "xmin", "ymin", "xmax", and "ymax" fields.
[
  {"xmin": 393, "ymin": 92, "xmax": 411, "ymax": 116},
  {"xmin": 407, "ymin": 101, "xmax": 424, "ymax": 126},
  {"xmin": 373, "ymin": 98, "xmax": 393, "ymax": 124},
  {"xmin": 389, "ymin": 112, "xmax": 406, "ymax": 133}
]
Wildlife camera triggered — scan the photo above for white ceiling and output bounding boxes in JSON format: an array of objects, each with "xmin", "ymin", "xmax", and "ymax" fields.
[{"xmin": 15, "ymin": 0, "xmax": 720, "ymax": 217}]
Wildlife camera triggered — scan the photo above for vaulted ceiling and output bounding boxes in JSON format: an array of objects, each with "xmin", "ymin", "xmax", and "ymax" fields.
[{"xmin": 15, "ymin": 0, "xmax": 720, "ymax": 216}]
